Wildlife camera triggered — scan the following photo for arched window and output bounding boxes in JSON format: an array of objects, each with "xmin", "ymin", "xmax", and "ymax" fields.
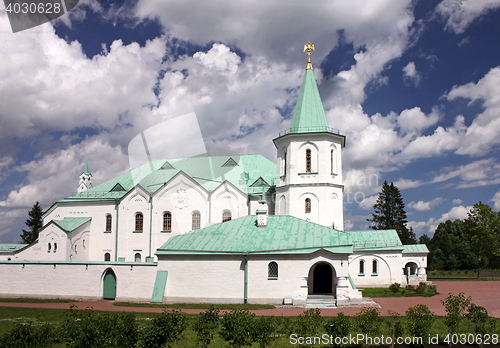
[
  {"xmin": 105, "ymin": 214, "xmax": 112, "ymax": 232},
  {"xmin": 306, "ymin": 149, "xmax": 311, "ymax": 172},
  {"xmin": 47, "ymin": 243, "xmax": 51, "ymax": 252},
  {"xmin": 54, "ymin": 243, "xmax": 57, "ymax": 252},
  {"xmin": 135, "ymin": 213, "xmax": 143, "ymax": 231},
  {"xmin": 163, "ymin": 212, "xmax": 172, "ymax": 231},
  {"xmin": 134, "ymin": 253, "xmax": 141, "ymax": 262},
  {"xmin": 305, "ymin": 198, "xmax": 311, "ymax": 213},
  {"xmin": 104, "ymin": 253, "xmax": 111, "ymax": 261},
  {"xmin": 331, "ymin": 149, "xmax": 333, "ymax": 173},
  {"xmin": 283, "ymin": 151, "xmax": 287, "ymax": 176},
  {"xmin": 359, "ymin": 260, "xmax": 365, "ymax": 275},
  {"xmin": 192, "ymin": 211, "xmax": 201, "ymax": 230},
  {"xmin": 372, "ymin": 259, "xmax": 378, "ymax": 275},
  {"xmin": 268, "ymin": 261, "xmax": 278, "ymax": 279},
  {"xmin": 222, "ymin": 210, "xmax": 231, "ymax": 223}
]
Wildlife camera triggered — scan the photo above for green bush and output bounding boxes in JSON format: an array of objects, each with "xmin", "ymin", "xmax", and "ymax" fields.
[
  {"xmin": 441, "ymin": 292, "xmax": 471, "ymax": 336},
  {"xmin": 324, "ymin": 312, "xmax": 351, "ymax": 347},
  {"xmin": 466, "ymin": 303, "xmax": 490, "ymax": 336},
  {"xmin": 138, "ymin": 309, "xmax": 186, "ymax": 348},
  {"xmin": 388, "ymin": 283, "xmax": 401, "ymax": 293},
  {"xmin": 405, "ymin": 304, "xmax": 435, "ymax": 347},
  {"xmin": 253, "ymin": 316, "xmax": 278, "ymax": 348},
  {"xmin": 193, "ymin": 305, "xmax": 220, "ymax": 348},
  {"xmin": 64, "ymin": 306, "xmax": 138, "ymax": 348},
  {"xmin": 295, "ymin": 308, "xmax": 323, "ymax": 337},
  {"xmin": 220, "ymin": 309, "xmax": 256, "ymax": 347},
  {"xmin": 0, "ymin": 322, "xmax": 54, "ymax": 348},
  {"xmin": 355, "ymin": 308, "xmax": 380, "ymax": 337}
]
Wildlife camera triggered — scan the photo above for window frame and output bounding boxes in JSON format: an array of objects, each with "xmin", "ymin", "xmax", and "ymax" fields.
[
  {"xmin": 105, "ymin": 214, "xmax": 112, "ymax": 232},
  {"xmin": 163, "ymin": 211, "xmax": 172, "ymax": 232},
  {"xmin": 104, "ymin": 252, "xmax": 111, "ymax": 262},
  {"xmin": 372, "ymin": 259, "xmax": 378, "ymax": 276},
  {"xmin": 305, "ymin": 149, "xmax": 311, "ymax": 173},
  {"xmin": 305, "ymin": 198, "xmax": 311, "ymax": 213},
  {"xmin": 134, "ymin": 253, "xmax": 141, "ymax": 263},
  {"xmin": 268, "ymin": 261, "xmax": 278, "ymax": 280},
  {"xmin": 135, "ymin": 212, "xmax": 144, "ymax": 232},
  {"xmin": 192, "ymin": 211, "xmax": 201, "ymax": 230},
  {"xmin": 222, "ymin": 210, "xmax": 232, "ymax": 223},
  {"xmin": 359, "ymin": 259, "xmax": 365, "ymax": 276}
]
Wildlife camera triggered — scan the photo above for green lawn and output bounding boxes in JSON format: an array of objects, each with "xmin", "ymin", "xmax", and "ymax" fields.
[{"xmin": 113, "ymin": 301, "xmax": 275, "ymax": 310}]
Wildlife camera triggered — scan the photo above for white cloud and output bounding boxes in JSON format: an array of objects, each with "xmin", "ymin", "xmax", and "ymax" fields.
[
  {"xmin": 435, "ymin": 0, "xmax": 500, "ymax": 34},
  {"xmin": 393, "ymin": 178, "xmax": 425, "ymax": 189},
  {"xmin": 402, "ymin": 61, "xmax": 420, "ymax": 85},
  {"xmin": 408, "ymin": 197, "xmax": 444, "ymax": 211},
  {"xmin": 431, "ymin": 158, "xmax": 500, "ymax": 188},
  {"xmin": 446, "ymin": 67, "xmax": 500, "ymax": 156},
  {"xmin": 491, "ymin": 192, "xmax": 500, "ymax": 211},
  {"xmin": 427, "ymin": 205, "xmax": 473, "ymax": 233},
  {"xmin": 452, "ymin": 198, "xmax": 463, "ymax": 205},
  {"xmin": 359, "ymin": 195, "xmax": 378, "ymax": 210}
]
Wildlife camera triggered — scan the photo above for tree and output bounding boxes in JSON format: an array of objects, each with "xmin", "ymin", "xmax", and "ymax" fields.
[
  {"xmin": 417, "ymin": 233, "xmax": 430, "ymax": 245},
  {"xmin": 367, "ymin": 181, "xmax": 416, "ymax": 244},
  {"xmin": 20, "ymin": 201, "xmax": 43, "ymax": 244},
  {"xmin": 464, "ymin": 202, "xmax": 500, "ymax": 278}
]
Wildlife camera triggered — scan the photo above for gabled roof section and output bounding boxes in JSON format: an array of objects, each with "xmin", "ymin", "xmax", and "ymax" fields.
[
  {"xmin": 156, "ymin": 215, "xmax": 352, "ymax": 255},
  {"xmin": 222, "ymin": 158, "xmax": 238, "ymax": 167},
  {"xmin": 0, "ymin": 244, "xmax": 28, "ymax": 253},
  {"xmin": 110, "ymin": 183, "xmax": 126, "ymax": 192},
  {"xmin": 52, "ymin": 217, "xmax": 91, "ymax": 233},
  {"xmin": 289, "ymin": 69, "xmax": 330, "ymax": 134},
  {"xmin": 348, "ymin": 230, "xmax": 404, "ymax": 251},
  {"xmin": 60, "ymin": 155, "xmax": 276, "ymax": 203},
  {"xmin": 160, "ymin": 161, "xmax": 175, "ymax": 170},
  {"xmin": 403, "ymin": 244, "xmax": 429, "ymax": 253},
  {"xmin": 250, "ymin": 177, "xmax": 270, "ymax": 187}
]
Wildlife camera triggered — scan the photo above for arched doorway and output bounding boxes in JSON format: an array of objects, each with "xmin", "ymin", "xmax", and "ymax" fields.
[
  {"xmin": 308, "ymin": 262, "xmax": 335, "ymax": 295},
  {"xmin": 404, "ymin": 262, "xmax": 418, "ymax": 276},
  {"xmin": 103, "ymin": 269, "xmax": 116, "ymax": 300}
]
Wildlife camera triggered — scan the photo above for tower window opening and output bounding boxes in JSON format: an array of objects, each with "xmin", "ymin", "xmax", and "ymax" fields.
[
  {"xmin": 306, "ymin": 149, "xmax": 311, "ymax": 172},
  {"xmin": 305, "ymin": 198, "xmax": 311, "ymax": 213}
]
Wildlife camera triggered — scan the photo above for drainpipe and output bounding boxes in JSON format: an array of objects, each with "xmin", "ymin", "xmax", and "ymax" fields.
[
  {"xmin": 149, "ymin": 197, "xmax": 153, "ymax": 258},
  {"xmin": 244, "ymin": 255, "xmax": 248, "ymax": 304},
  {"xmin": 114, "ymin": 200, "xmax": 119, "ymax": 262},
  {"xmin": 208, "ymin": 190, "xmax": 212, "ymax": 224}
]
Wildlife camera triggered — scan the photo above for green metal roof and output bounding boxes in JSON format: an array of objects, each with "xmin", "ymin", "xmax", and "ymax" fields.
[
  {"xmin": 348, "ymin": 230, "xmax": 404, "ymax": 251},
  {"xmin": 83, "ymin": 161, "xmax": 90, "ymax": 175},
  {"xmin": 156, "ymin": 215, "xmax": 352, "ymax": 255},
  {"xmin": 0, "ymin": 244, "xmax": 28, "ymax": 252},
  {"xmin": 61, "ymin": 155, "xmax": 276, "ymax": 203},
  {"xmin": 289, "ymin": 69, "xmax": 330, "ymax": 134},
  {"xmin": 403, "ymin": 244, "xmax": 429, "ymax": 253},
  {"xmin": 52, "ymin": 217, "xmax": 91, "ymax": 232}
]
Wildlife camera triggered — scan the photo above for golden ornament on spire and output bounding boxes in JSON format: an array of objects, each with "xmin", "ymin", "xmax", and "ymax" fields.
[{"xmin": 304, "ymin": 41, "xmax": 315, "ymax": 70}]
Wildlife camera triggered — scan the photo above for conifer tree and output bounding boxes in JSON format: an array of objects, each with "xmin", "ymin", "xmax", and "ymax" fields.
[
  {"xmin": 20, "ymin": 201, "xmax": 43, "ymax": 244},
  {"xmin": 367, "ymin": 181, "xmax": 416, "ymax": 244}
]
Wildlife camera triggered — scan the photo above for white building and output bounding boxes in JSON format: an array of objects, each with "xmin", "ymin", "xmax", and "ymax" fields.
[{"xmin": 0, "ymin": 49, "xmax": 428, "ymax": 306}]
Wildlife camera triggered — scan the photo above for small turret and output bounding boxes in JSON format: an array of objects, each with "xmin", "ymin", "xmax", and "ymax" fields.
[
  {"xmin": 256, "ymin": 191, "xmax": 268, "ymax": 227},
  {"xmin": 77, "ymin": 161, "xmax": 93, "ymax": 193}
]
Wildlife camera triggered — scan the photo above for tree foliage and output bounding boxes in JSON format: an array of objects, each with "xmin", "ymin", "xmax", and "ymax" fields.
[
  {"xmin": 138, "ymin": 309, "xmax": 186, "ymax": 348},
  {"xmin": 20, "ymin": 201, "xmax": 43, "ymax": 244},
  {"xmin": 367, "ymin": 181, "xmax": 416, "ymax": 244},
  {"xmin": 441, "ymin": 293, "xmax": 471, "ymax": 338},
  {"xmin": 465, "ymin": 202, "xmax": 500, "ymax": 278},
  {"xmin": 193, "ymin": 306, "xmax": 220, "ymax": 348},
  {"xmin": 405, "ymin": 304, "xmax": 435, "ymax": 346}
]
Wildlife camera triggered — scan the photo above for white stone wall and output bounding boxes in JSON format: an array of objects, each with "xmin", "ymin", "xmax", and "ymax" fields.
[
  {"xmin": 349, "ymin": 251, "xmax": 402, "ymax": 288},
  {"xmin": 158, "ymin": 251, "xmax": 352, "ymax": 305},
  {"xmin": 0, "ymin": 262, "xmax": 158, "ymax": 301}
]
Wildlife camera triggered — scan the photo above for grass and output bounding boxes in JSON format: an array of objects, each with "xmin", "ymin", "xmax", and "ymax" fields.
[
  {"xmin": 361, "ymin": 286, "xmax": 437, "ymax": 298},
  {"xmin": 113, "ymin": 301, "xmax": 275, "ymax": 310},
  {"xmin": 0, "ymin": 297, "xmax": 78, "ymax": 303},
  {"xmin": 428, "ymin": 276, "xmax": 500, "ymax": 281},
  {"xmin": 0, "ymin": 306, "xmax": 499, "ymax": 347}
]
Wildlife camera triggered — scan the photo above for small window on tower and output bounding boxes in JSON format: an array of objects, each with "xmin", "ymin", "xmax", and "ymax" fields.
[
  {"xmin": 222, "ymin": 210, "xmax": 231, "ymax": 222},
  {"xmin": 306, "ymin": 149, "xmax": 311, "ymax": 172},
  {"xmin": 135, "ymin": 213, "xmax": 143, "ymax": 231},
  {"xmin": 192, "ymin": 211, "xmax": 201, "ymax": 230},
  {"xmin": 163, "ymin": 212, "xmax": 172, "ymax": 231},
  {"xmin": 105, "ymin": 214, "xmax": 112, "ymax": 232},
  {"xmin": 305, "ymin": 198, "xmax": 311, "ymax": 213}
]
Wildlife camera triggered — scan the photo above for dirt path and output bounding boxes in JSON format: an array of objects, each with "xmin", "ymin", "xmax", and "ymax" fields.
[{"xmin": 0, "ymin": 281, "xmax": 498, "ymax": 317}]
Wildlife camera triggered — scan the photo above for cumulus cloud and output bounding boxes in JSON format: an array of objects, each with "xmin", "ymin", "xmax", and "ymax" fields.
[
  {"xmin": 427, "ymin": 205, "xmax": 472, "ymax": 232},
  {"xmin": 435, "ymin": 0, "xmax": 500, "ymax": 34},
  {"xmin": 403, "ymin": 61, "xmax": 420, "ymax": 85},
  {"xmin": 452, "ymin": 198, "xmax": 463, "ymax": 205},
  {"xmin": 431, "ymin": 158, "xmax": 500, "ymax": 188},
  {"xmin": 491, "ymin": 192, "xmax": 500, "ymax": 211},
  {"xmin": 359, "ymin": 195, "xmax": 378, "ymax": 210},
  {"xmin": 408, "ymin": 197, "xmax": 444, "ymax": 211}
]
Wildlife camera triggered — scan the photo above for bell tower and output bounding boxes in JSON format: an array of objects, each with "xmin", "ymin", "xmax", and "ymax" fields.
[
  {"xmin": 77, "ymin": 161, "xmax": 93, "ymax": 193},
  {"xmin": 273, "ymin": 42, "xmax": 346, "ymax": 230}
]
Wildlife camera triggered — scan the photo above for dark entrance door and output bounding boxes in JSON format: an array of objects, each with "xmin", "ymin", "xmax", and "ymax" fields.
[{"xmin": 313, "ymin": 263, "xmax": 333, "ymax": 294}]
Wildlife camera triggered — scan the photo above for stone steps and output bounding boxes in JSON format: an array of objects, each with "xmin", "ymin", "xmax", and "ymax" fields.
[{"xmin": 305, "ymin": 295, "xmax": 337, "ymax": 308}]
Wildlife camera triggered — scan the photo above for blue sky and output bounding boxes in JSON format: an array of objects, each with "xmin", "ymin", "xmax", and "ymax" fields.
[{"xmin": 1, "ymin": 0, "xmax": 500, "ymax": 243}]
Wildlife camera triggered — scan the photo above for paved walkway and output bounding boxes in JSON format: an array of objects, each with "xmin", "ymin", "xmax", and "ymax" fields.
[{"xmin": 0, "ymin": 281, "xmax": 498, "ymax": 317}]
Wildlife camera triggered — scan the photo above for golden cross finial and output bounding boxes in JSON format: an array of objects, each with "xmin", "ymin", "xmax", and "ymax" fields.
[{"xmin": 304, "ymin": 41, "xmax": 315, "ymax": 70}]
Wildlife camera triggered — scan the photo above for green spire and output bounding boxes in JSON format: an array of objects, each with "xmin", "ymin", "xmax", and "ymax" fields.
[
  {"xmin": 289, "ymin": 69, "xmax": 330, "ymax": 134},
  {"xmin": 84, "ymin": 161, "xmax": 90, "ymax": 175}
]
